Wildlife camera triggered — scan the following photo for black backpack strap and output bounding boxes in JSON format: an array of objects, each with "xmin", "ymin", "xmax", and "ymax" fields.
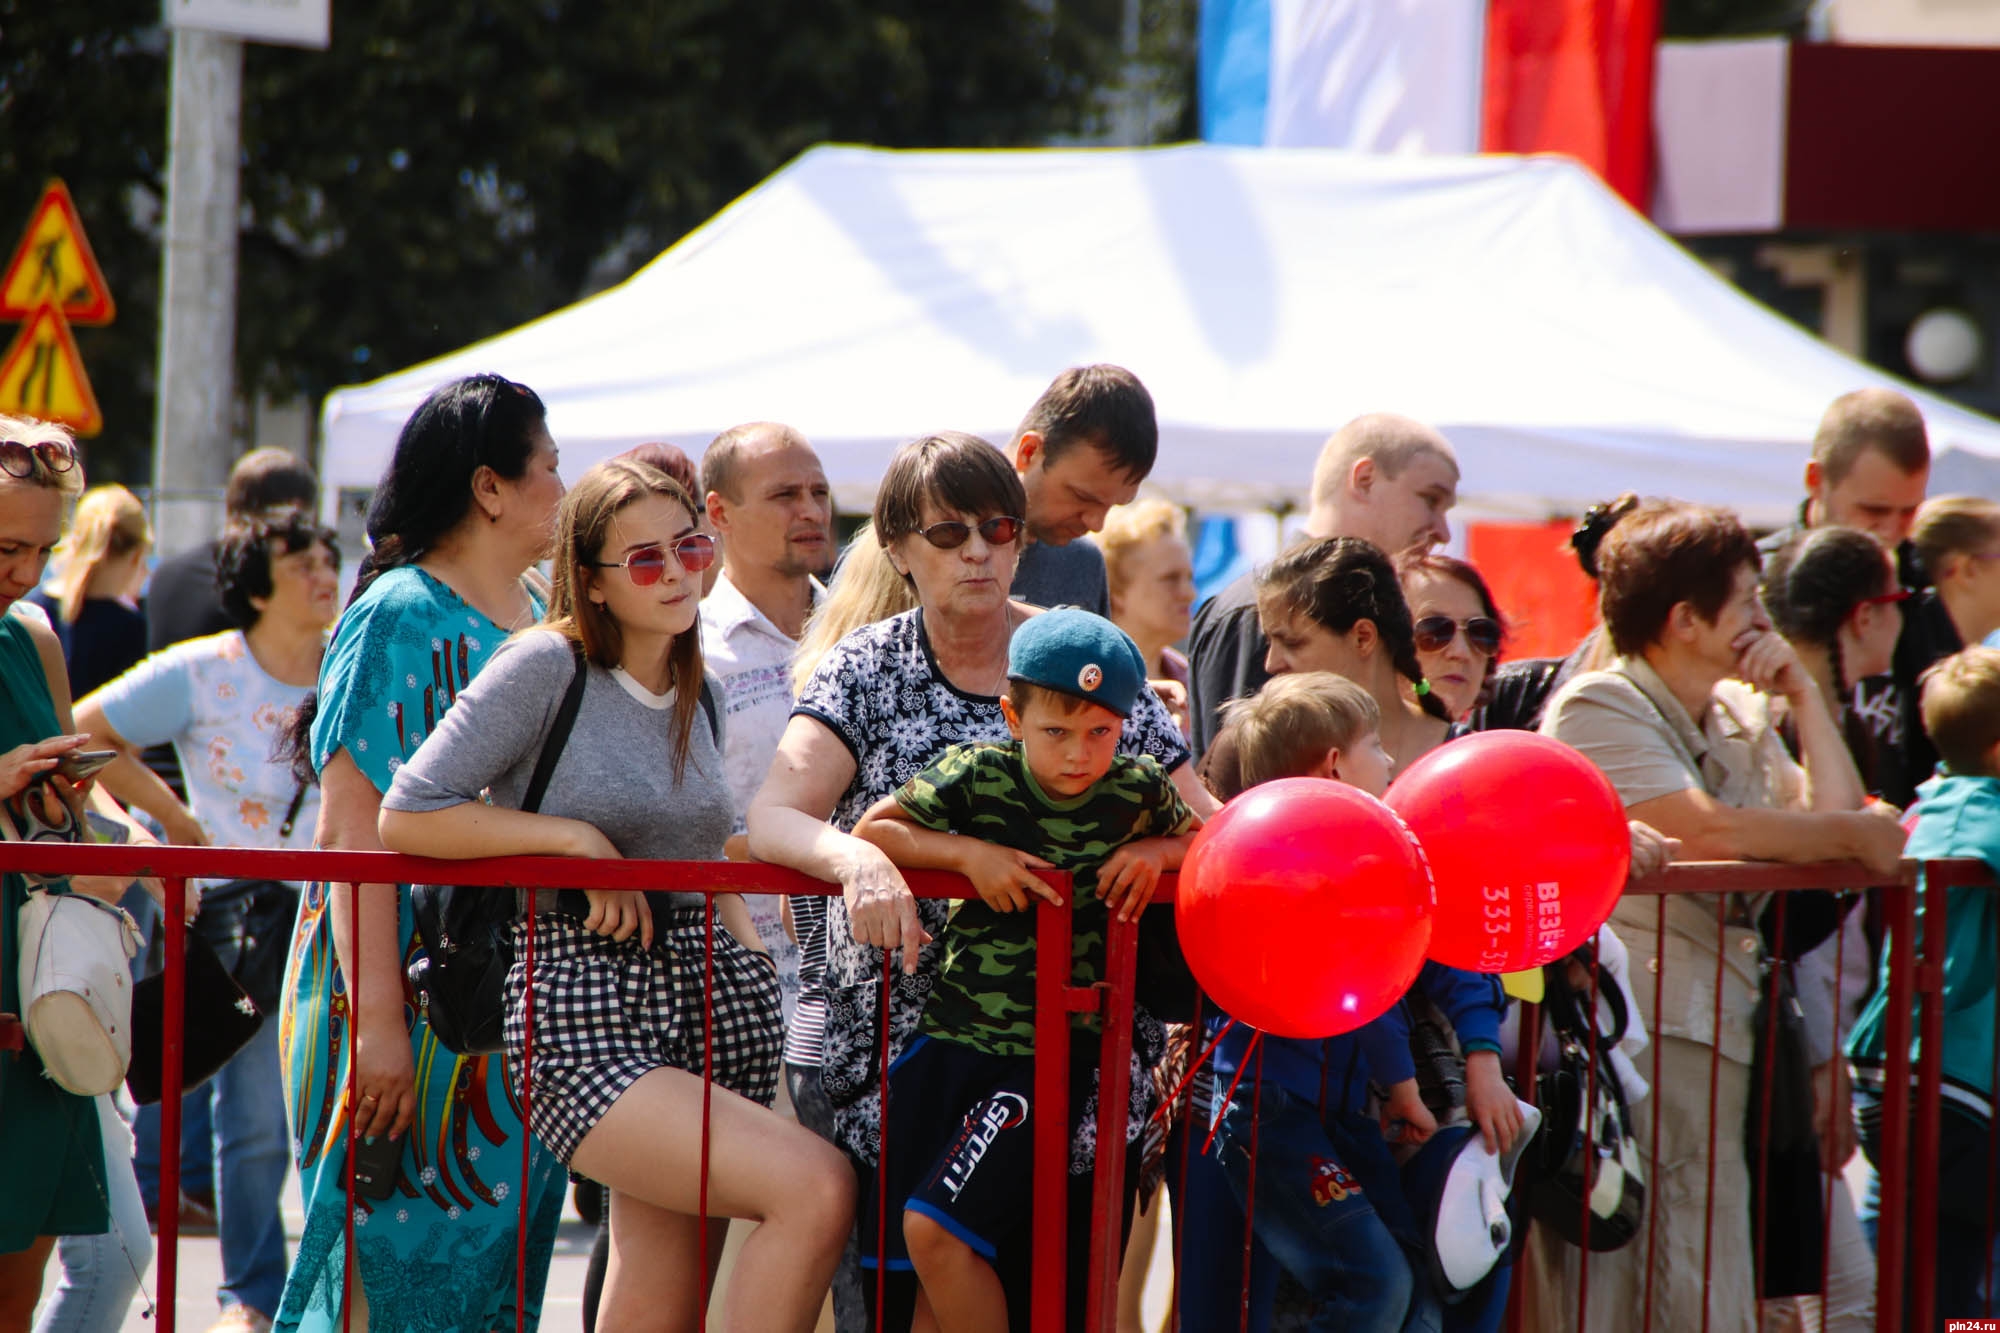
[
  {"xmin": 523, "ymin": 641, "xmax": 590, "ymax": 815},
  {"xmin": 697, "ymin": 675, "xmax": 720, "ymax": 744}
]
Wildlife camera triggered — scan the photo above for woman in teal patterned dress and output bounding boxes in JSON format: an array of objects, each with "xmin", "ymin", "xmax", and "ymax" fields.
[{"xmin": 276, "ymin": 376, "xmax": 568, "ymax": 1333}]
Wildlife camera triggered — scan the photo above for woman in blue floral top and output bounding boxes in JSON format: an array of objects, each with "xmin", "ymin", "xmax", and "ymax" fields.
[{"xmin": 276, "ymin": 375, "xmax": 569, "ymax": 1333}]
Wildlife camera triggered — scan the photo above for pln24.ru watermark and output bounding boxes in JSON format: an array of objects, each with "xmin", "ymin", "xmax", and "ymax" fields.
[{"xmin": 1946, "ymin": 1320, "xmax": 2000, "ymax": 1331}]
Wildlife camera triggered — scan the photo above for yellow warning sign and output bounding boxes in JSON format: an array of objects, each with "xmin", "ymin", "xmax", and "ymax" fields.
[
  {"xmin": 0, "ymin": 306, "xmax": 102, "ymax": 436},
  {"xmin": 0, "ymin": 181, "xmax": 115, "ymax": 325}
]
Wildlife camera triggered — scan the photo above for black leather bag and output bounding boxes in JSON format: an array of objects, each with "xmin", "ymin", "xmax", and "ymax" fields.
[
  {"xmin": 1523, "ymin": 951, "xmax": 1646, "ymax": 1251},
  {"xmin": 195, "ymin": 878, "xmax": 301, "ymax": 1015},
  {"xmin": 128, "ymin": 931, "xmax": 262, "ymax": 1104},
  {"xmin": 408, "ymin": 643, "xmax": 589, "ymax": 1056}
]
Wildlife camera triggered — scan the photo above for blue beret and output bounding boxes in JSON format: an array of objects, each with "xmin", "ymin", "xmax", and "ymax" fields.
[{"xmin": 1007, "ymin": 608, "xmax": 1146, "ymax": 717}]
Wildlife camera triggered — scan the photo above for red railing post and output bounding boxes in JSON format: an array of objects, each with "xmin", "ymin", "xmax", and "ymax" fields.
[
  {"xmin": 341, "ymin": 878, "xmax": 360, "ymax": 1333},
  {"xmin": 159, "ymin": 875, "xmax": 187, "ymax": 1333},
  {"xmin": 1641, "ymin": 892, "xmax": 1665, "ymax": 1333},
  {"xmin": 1505, "ymin": 998, "xmax": 1539, "ymax": 1333},
  {"xmin": 1085, "ymin": 915, "xmax": 1139, "ymax": 1332},
  {"xmin": 517, "ymin": 893, "xmax": 535, "ymax": 1333},
  {"xmin": 1032, "ymin": 895, "xmax": 1075, "ymax": 1331},
  {"xmin": 1876, "ymin": 873, "xmax": 1917, "ymax": 1333},
  {"xmin": 1911, "ymin": 864, "xmax": 1951, "ymax": 1333}
]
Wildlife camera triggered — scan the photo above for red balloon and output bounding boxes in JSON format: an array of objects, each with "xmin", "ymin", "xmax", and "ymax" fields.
[
  {"xmin": 1386, "ymin": 731, "xmax": 1630, "ymax": 973},
  {"xmin": 1176, "ymin": 777, "xmax": 1433, "ymax": 1038}
]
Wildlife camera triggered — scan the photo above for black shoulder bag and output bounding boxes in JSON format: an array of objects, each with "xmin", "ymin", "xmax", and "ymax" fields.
[
  {"xmin": 194, "ymin": 781, "xmax": 311, "ymax": 1015},
  {"xmin": 1522, "ymin": 946, "xmax": 1647, "ymax": 1251},
  {"xmin": 408, "ymin": 642, "xmax": 589, "ymax": 1055}
]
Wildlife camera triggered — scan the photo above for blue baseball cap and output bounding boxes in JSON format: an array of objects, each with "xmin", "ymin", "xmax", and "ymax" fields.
[{"xmin": 1007, "ymin": 608, "xmax": 1146, "ymax": 718}]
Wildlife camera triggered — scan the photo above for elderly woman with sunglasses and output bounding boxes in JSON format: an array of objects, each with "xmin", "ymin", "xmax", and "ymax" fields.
[
  {"xmin": 747, "ymin": 434, "xmax": 1216, "ymax": 1308},
  {"xmin": 0, "ymin": 422, "xmax": 170, "ymax": 1333},
  {"xmin": 1396, "ymin": 552, "xmax": 1507, "ymax": 725}
]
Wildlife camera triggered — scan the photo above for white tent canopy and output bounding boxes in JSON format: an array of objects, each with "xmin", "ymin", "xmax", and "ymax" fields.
[{"xmin": 319, "ymin": 143, "xmax": 2000, "ymax": 526}]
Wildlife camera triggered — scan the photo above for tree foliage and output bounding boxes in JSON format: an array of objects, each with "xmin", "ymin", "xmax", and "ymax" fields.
[{"xmin": 1, "ymin": 0, "xmax": 1145, "ymax": 481}]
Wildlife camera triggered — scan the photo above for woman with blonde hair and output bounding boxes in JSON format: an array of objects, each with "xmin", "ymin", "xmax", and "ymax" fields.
[
  {"xmin": 789, "ymin": 520, "xmax": 916, "ymax": 696},
  {"xmin": 1889, "ymin": 495, "xmax": 2000, "ymax": 793},
  {"xmin": 379, "ymin": 457, "xmax": 852, "ymax": 1332},
  {"xmin": 28, "ymin": 484, "xmax": 150, "ymax": 699},
  {"xmin": 1100, "ymin": 499, "xmax": 1197, "ymax": 735}
]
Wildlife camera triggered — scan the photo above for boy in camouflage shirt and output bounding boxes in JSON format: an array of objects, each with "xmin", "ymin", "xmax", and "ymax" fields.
[{"xmin": 854, "ymin": 609, "xmax": 1197, "ymax": 1331}]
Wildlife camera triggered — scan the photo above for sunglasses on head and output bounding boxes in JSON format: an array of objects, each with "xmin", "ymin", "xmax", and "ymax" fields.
[
  {"xmin": 586, "ymin": 532, "xmax": 717, "ymax": 585},
  {"xmin": 1858, "ymin": 587, "xmax": 1912, "ymax": 608},
  {"xmin": 915, "ymin": 515, "xmax": 1024, "ymax": 550},
  {"xmin": 0, "ymin": 439, "xmax": 77, "ymax": 480},
  {"xmin": 1413, "ymin": 614, "xmax": 1502, "ymax": 656}
]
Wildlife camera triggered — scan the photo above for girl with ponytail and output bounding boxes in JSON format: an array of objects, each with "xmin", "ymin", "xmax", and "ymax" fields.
[
  {"xmin": 1761, "ymin": 524, "xmax": 1905, "ymax": 793},
  {"xmin": 1254, "ymin": 535, "xmax": 1455, "ymax": 772}
]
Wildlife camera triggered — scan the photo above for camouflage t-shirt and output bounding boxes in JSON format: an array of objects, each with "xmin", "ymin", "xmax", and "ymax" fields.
[{"xmin": 894, "ymin": 741, "xmax": 1195, "ymax": 1056}]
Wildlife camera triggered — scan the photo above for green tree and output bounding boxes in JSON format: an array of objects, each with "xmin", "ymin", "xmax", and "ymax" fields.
[
  {"xmin": 0, "ymin": 3, "xmax": 168, "ymax": 483},
  {"xmin": 2, "ymin": 0, "xmax": 1141, "ymax": 481}
]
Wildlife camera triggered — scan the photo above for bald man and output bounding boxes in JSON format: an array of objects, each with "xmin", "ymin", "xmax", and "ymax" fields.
[
  {"xmin": 1186, "ymin": 413, "xmax": 1460, "ymax": 754},
  {"xmin": 697, "ymin": 421, "xmax": 833, "ymax": 996}
]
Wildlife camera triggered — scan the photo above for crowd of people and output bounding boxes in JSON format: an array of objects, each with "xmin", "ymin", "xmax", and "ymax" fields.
[{"xmin": 0, "ymin": 367, "xmax": 1994, "ymax": 1333}]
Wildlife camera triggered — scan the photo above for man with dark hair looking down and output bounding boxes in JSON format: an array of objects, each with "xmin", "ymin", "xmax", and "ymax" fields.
[{"xmin": 1005, "ymin": 364, "xmax": 1159, "ymax": 616}]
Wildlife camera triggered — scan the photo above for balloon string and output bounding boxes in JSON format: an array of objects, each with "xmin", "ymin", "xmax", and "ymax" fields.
[
  {"xmin": 1150, "ymin": 1016, "xmax": 1238, "ymax": 1126},
  {"xmin": 1202, "ymin": 1028, "xmax": 1261, "ymax": 1158}
]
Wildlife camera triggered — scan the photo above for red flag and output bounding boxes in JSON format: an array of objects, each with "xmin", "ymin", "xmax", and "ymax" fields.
[{"xmin": 1482, "ymin": 0, "xmax": 1661, "ymax": 210}]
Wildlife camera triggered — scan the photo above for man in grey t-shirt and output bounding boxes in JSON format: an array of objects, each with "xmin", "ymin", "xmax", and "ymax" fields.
[{"xmin": 1004, "ymin": 364, "xmax": 1158, "ymax": 615}]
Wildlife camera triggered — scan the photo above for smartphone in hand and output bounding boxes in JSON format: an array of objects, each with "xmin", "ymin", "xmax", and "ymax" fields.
[
  {"xmin": 53, "ymin": 749, "xmax": 118, "ymax": 782},
  {"xmin": 350, "ymin": 1131, "xmax": 402, "ymax": 1201}
]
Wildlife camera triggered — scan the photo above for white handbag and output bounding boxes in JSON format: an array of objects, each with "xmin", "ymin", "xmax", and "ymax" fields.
[{"xmin": 15, "ymin": 887, "xmax": 143, "ymax": 1095}]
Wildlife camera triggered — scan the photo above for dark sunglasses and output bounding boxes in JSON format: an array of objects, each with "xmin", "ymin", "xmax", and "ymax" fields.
[
  {"xmin": 0, "ymin": 439, "xmax": 77, "ymax": 480},
  {"xmin": 586, "ymin": 532, "xmax": 717, "ymax": 585},
  {"xmin": 916, "ymin": 515, "xmax": 1024, "ymax": 550},
  {"xmin": 1413, "ymin": 614, "xmax": 1502, "ymax": 657}
]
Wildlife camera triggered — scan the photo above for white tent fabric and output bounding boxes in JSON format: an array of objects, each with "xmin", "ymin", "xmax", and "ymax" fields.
[{"xmin": 319, "ymin": 143, "xmax": 2000, "ymax": 526}]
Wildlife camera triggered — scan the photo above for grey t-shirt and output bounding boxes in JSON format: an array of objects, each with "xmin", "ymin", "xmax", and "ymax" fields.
[
  {"xmin": 383, "ymin": 628, "xmax": 731, "ymax": 917},
  {"xmin": 1010, "ymin": 536, "xmax": 1110, "ymax": 616}
]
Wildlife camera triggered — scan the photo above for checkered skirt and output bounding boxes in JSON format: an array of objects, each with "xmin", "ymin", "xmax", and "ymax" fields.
[{"xmin": 502, "ymin": 905, "xmax": 783, "ymax": 1164}]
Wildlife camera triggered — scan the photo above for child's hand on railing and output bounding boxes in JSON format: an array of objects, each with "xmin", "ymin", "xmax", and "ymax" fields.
[
  {"xmin": 1098, "ymin": 839, "xmax": 1175, "ymax": 923},
  {"xmin": 956, "ymin": 839, "xmax": 1060, "ymax": 914}
]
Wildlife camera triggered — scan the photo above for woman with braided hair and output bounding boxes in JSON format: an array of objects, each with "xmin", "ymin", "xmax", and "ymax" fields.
[
  {"xmin": 1761, "ymin": 524, "xmax": 1906, "ymax": 792},
  {"xmin": 1254, "ymin": 535, "xmax": 1454, "ymax": 772},
  {"xmin": 1757, "ymin": 523, "xmax": 1904, "ymax": 1332}
]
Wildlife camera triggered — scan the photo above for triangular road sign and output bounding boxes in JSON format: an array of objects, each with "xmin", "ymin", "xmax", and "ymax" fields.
[
  {"xmin": 0, "ymin": 306, "xmax": 103, "ymax": 436},
  {"xmin": 0, "ymin": 181, "xmax": 115, "ymax": 325}
]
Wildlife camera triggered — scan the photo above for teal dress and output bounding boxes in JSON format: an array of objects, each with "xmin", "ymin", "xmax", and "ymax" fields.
[
  {"xmin": 276, "ymin": 568, "xmax": 564, "ymax": 1332},
  {"xmin": 0, "ymin": 611, "xmax": 109, "ymax": 1253}
]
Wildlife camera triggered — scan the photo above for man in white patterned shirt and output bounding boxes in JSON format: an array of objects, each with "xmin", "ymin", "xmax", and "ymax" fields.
[{"xmin": 698, "ymin": 421, "xmax": 833, "ymax": 1025}]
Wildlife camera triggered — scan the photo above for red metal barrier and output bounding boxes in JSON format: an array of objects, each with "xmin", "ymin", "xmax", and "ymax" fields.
[
  {"xmin": 4, "ymin": 843, "xmax": 1992, "ymax": 1333},
  {"xmin": 0, "ymin": 841, "xmax": 1147, "ymax": 1333}
]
